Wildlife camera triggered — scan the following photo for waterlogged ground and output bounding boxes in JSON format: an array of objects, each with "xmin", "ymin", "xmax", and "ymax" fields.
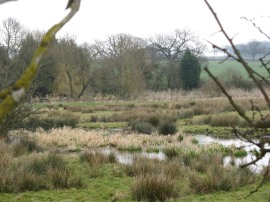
[
  {"xmin": 1, "ymin": 128, "xmax": 268, "ymax": 201},
  {"xmin": 2, "ymin": 98, "xmax": 270, "ymax": 201},
  {"xmin": 195, "ymin": 134, "xmax": 270, "ymax": 172}
]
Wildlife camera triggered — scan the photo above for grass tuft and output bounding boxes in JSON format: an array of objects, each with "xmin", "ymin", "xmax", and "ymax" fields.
[{"xmin": 131, "ymin": 174, "xmax": 178, "ymax": 202}]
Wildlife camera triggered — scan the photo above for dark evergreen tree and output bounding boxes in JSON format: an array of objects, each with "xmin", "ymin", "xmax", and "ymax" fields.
[{"xmin": 179, "ymin": 49, "xmax": 201, "ymax": 90}]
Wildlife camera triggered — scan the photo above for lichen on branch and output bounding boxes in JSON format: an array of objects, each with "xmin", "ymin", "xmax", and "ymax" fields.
[{"xmin": 0, "ymin": 0, "xmax": 81, "ymax": 122}]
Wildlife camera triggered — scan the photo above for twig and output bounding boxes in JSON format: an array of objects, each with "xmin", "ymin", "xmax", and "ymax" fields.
[
  {"xmin": 245, "ymin": 160, "xmax": 270, "ymax": 198},
  {"xmin": 241, "ymin": 17, "xmax": 270, "ymax": 41}
]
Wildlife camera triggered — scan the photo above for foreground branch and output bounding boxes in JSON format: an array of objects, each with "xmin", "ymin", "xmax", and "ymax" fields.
[
  {"xmin": 204, "ymin": 1, "xmax": 270, "ymax": 194},
  {"xmin": 0, "ymin": 0, "xmax": 81, "ymax": 122}
]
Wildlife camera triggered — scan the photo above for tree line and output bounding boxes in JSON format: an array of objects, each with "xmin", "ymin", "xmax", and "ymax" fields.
[
  {"xmin": 0, "ymin": 18, "xmax": 207, "ymax": 99},
  {"xmin": 212, "ymin": 40, "xmax": 270, "ymax": 60}
]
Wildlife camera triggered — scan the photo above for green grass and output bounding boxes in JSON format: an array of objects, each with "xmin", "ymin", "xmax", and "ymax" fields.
[
  {"xmin": 179, "ymin": 184, "xmax": 269, "ymax": 202},
  {"xmin": 1, "ymin": 178, "xmax": 133, "ymax": 202},
  {"xmin": 0, "ymin": 176, "xmax": 268, "ymax": 202},
  {"xmin": 201, "ymin": 60, "xmax": 267, "ymax": 80}
]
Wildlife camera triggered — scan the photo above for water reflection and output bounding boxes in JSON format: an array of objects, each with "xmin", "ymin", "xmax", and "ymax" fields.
[
  {"xmin": 195, "ymin": 134, "xmax": 270, "ymax": 172},
  {"xmin": 97, "ymin": 146, "xmax": 166, "ymax": 164},
  {"xmin": 97, "ymin": 135, "xmax": 269, "ymax": 172}
]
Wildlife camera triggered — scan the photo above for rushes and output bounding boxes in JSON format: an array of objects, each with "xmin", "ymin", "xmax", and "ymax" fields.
[
  {"xmin": 187, "ymin": 152, "xmax": 256, "ymax": 193},
  {"xmin": 80, "ymin": 151, "xmax": 117, "ymax": 166},
  {"xmin": 0, "ymin": 148, "xmax": 85, "ymax": 193},
  {"xmin": 128, "ymin": 157, "xmax": 182, "ymax": 202},
  {"xmin": 131, "ymin": 174, "xmax": 179, "ymax": 202}
]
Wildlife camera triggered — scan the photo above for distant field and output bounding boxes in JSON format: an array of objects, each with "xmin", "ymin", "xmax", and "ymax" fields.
[{"xmin": 201, "ymin": 60, "xmax": 267, "ymax": 80}]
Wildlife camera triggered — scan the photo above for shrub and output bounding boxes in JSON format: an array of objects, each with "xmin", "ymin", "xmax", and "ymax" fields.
[
  {"xmin": 131, "ymin": 174, "xmax": 178, "ymax": 202},
  {"xmin": 0, "ymin": 103, "xmax": 36, "ymax": 137},
  {"xmin": 159, "ymin": 121, "xmax": 177, "ymax": 135},
  {"xmin": 130, "ymin": 121, "xmax": 154, "ymax": 134}
]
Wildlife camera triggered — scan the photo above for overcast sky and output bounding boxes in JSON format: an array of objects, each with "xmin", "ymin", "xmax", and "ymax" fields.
[{"xmin": 0, "ymin": 0, "xmax": 270, "ymax": 52}]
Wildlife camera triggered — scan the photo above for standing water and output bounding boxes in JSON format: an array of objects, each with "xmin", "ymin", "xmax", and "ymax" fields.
[{"xmin": 195, "ymin": 134, "xmax": 270, "ymax": 172}]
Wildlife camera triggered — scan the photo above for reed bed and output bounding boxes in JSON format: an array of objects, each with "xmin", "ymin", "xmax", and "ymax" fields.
[{"xmin": 21, "ymin": 127, "xmax": 225, "ymax": 155}]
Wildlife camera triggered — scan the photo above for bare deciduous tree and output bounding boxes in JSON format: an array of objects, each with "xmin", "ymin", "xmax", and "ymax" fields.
[
  {"xmin": 149, "ymin": 29, "xmax": 206, "ymax": 89},
  {"xmin": 77, "ymin": 42, "xmax": 101, "ymax": 98},
  {"xmin": 101, "ymin": 34, "xmax": 150, "ymax": 97},
  {"xmin": 149, "ymin": 29, "xmax": 206, "ymax": 61},
  {"xmin": 56, "ymin": 35, "xmax": 79, "ymax": 97},
  {"xmin": 0, "ymin": 18, "xmax": 25, "ymax": 57},
  {"xmin": 240, "ymin": 40, "xmax": 268, "ymax": 60}
]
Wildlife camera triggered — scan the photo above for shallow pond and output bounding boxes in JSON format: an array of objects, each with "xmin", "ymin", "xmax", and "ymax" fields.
[
  {"xmin": 97, "ymin": 146, "xmax": 166, "ymax": 164},
  {"xmin": 195, "ymin": 134, "xmax": 270, "ymax": 172},
  {"xmin": 98, "ymin": 134, "xmax": 269, "ymax": 172}
]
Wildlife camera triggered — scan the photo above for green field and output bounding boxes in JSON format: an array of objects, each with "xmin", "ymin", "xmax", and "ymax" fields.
[{"xmin": 201, "ymin": 60, "xmax": 267, "ymax": 80}]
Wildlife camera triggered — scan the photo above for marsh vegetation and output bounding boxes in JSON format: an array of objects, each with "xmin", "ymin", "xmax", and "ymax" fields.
[{"xmin": 0, "ymin": 94, "xmax": 269, "ymax": 201}]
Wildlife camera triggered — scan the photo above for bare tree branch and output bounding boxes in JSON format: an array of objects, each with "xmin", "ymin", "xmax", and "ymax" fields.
[
  {"xmin": 204, "ymin": 66, "xmax": 254, "ymax": 125},
  {"xmin": 241, "ymin": 17, "xmax": 270, "ymax": 41},
  {"xmin": 0, "ymin": 0, "xmax": 81, "ymax": 121},
  {"xmin": 204, "ymin": 0, "xmax": 270, "ymax": 109},
  {"xmin": 245, "ymin": 160, "xmax": 270, "ymax": 198}
]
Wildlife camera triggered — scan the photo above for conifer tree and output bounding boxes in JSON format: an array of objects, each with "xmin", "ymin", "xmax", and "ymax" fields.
[{"xmin": 179, "ymin": 49, "xmax": 201, "ymax": 90}]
